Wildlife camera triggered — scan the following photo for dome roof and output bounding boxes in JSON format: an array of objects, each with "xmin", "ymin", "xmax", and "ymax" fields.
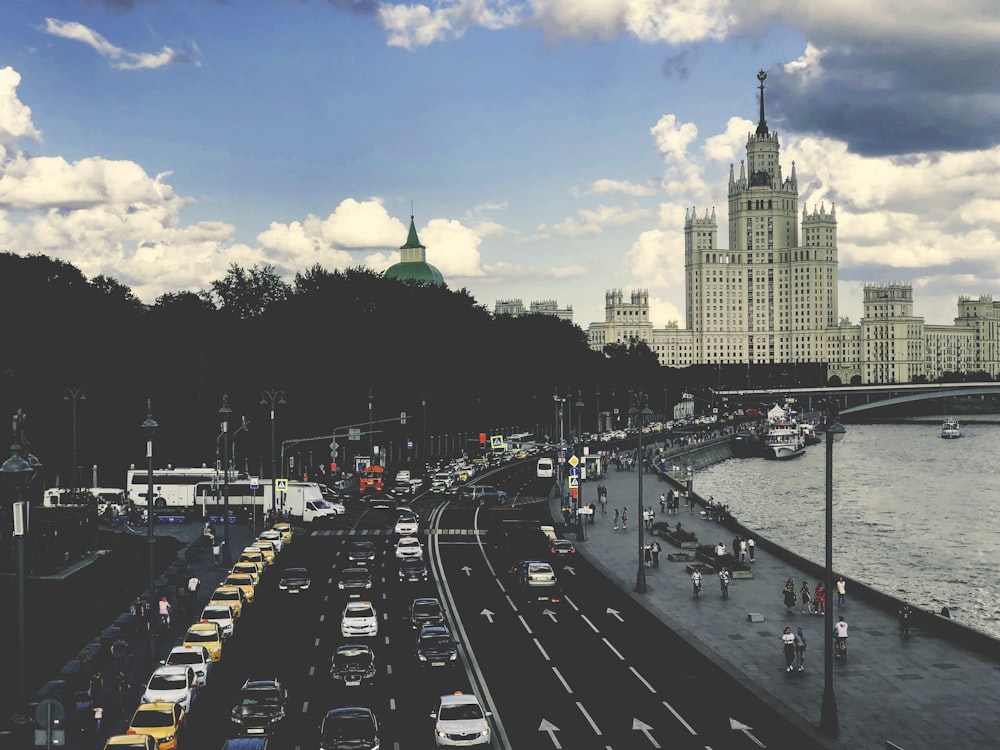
[{"xmin": 384, "ymin": 260, "xmax": 445, "ymax": 284}]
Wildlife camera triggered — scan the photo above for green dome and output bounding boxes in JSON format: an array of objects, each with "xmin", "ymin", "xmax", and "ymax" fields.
[{"xmin": 384, "ymin": 260, "xmax": 445, "ymax": 284}]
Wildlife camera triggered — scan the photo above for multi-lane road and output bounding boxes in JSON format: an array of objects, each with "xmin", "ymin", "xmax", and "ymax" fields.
[{"xmin": 179, "ymin": 460, "xmax": 822, "ymax": 749}]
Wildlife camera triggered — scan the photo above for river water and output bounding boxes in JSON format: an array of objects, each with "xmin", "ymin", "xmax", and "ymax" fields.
[{"xmin": 692, "ymin": 419, "xmax": 1000, "ymax": 639}]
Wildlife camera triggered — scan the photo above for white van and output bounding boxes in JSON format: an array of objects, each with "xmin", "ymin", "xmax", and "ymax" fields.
[{"xmin": 536, "ymin": 458, "xmax": 554, "ymax": 478}]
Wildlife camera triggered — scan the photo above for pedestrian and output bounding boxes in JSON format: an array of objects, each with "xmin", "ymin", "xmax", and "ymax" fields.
[
  {"xmin": 739, "ymin": 538, "xmax": 747, "ymax": 563},
  {"xmin": 589, "ymin": 502, "xmax": 597, "ymax": 523},
  {"xmin": 781, "ymin": 627, "xmax": 797, "ymax": 672},
  {"xmin": 621, "ymin": 507, "xmax": 628, "ymax": 528},
  {"xmin": 782, "ymin": 579, "xmax": 797, "ymax": 614},
  {"xmin": 800, "ymin": 582, "xmax": 812, "ymax": 614},
  {"xmin": 111, "ymin": 637, "xmax": 128, "ymax": 675},
  {"xmin": 92, "ymin": 704, "xmax": 103, "ymax": 734},
  {"xmin": 651, "ymin": 540, "xmax": 661, "ymax": 567},
  {"xmin": 644, "ymin": 543, "xmax": 652, "ymax": 567},
  {"xmin": 659, "ymin": 493, "xmax": 666, "ymax": 513},
  {"xmin": 89, "ymin": 670, "xmax": 103, "ymax": 704},
  {"xmin": 814, "ymin": 582, "xmax": 826, "ymax": 615},
  {"xmin": 212, "ymin": 540, "xmax": 222, "ymax": 566},
  {"xmin": 747, "ymin": 537, "xmax": 756, "ymax": 562},
  {"xmin": 78, "ymin": 647, "xmax": 92, "ymax": 679},
  {"xmin": 732, "ymin": 535, "xmax": 740, "ymax": 557},
  {"xmin": 686, "ymin": 491, "xmax": 693, "ymax": 515},
  {"xmin": 898, "ymin": 604, "xmax": 912, "ymax": 638},
  {"xmin": 612, "ymin": 508, "xmax": 620, "ymax": 530},
  {"xmin": 644, "ymin": 507, "xmax": 652, "ymax": 529},
  {"xmin": 794, "ymin": 627, "xmax": 807, "ymax": 671},
  {"xmin": 715, "ymin": 541, "xmax": 727, "ymax": 558},
  {"xmin": 837, "ymin": 576, "xmax": 847, "ymax": 608},
  {"xmin": 599, "ymin": 489, "xmax": 607, "ymax": 515},
  {"xmin": 115, "ymin": 671, "xmax": 131, "ymax": 709}
]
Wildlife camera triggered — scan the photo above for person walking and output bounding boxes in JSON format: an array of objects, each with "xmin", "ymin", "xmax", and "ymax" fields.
[
  {"xmin": 89, "ymin": 670, "xmax": 103, "ymax": 704},
  {"xmin": 621, "ymin": 507, "xmax": 628, "ymax": 528},
  {"xmin": 612, "ymin": 508, "xmax": 620, "ymax": 530},
  {"xmin": 747, "ymin": 537, "xmax": 756, "ymax": 562},
  {"xmin": 92, "ymin": 704, "xmax": 103, "ymax": 735},
  {"xmin": 212, "ymin": 540, "xmax": 222, "ymax": 566},
  {"xmin": 599, "ymin": 488, "xmax": 607, "ymax": 515},
  {"xmin": 800, "ymin": 582, "xmax": 813, "ymax": 615},
  {"xmin": 794, "ymin": 627, "xmax": 807, "ymax": 671},
  {"xmin": 650, "ymin": 540, "xmax": 661, "ymax": 567},
  {"xmin": 739, "ymin": 538, "xmax": 747, "ymax": 563},
  {"xmin": 659, "ymin": 493, "xmax": 666, "ymax": 513},
  {"xmin": 782, "ymin": 579, "xmax": 797, "ymax": 614},
  {"xmin": 837, "ymin": 576, "xmax": 847, "ymax": 608},
  {"xmin": 814, "ymin": 582, "xmax": 826, "ymax": 615},
  {"xmin": 111, "ymin": 637, "xmax": 128, "ymax": 675},
  {"xmin": 644, "ymin": 543, "xmax": 653, "ymax": 567},
  {"xmin": 781, "ymin": 627, "xmax": 797, "ymax": 672},
  {"xmin": 115, "ymin": 671, "xmax": 131, "ymax": 711}
]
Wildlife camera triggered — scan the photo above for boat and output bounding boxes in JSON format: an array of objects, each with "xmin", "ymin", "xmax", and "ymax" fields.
[
  {"xmin": 940, "ymin": 419, "xmax": 962, "ymax": 439},
  {"xmin": 763, "ymin": 423, "xmax": 806, "ymax": 459},
  {"xmin": 799, "ymin": 421, "xmax": 821, "ymax": 446}
]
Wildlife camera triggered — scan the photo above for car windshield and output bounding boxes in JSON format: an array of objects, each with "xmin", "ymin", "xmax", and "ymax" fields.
[
  {"xmin": 322, "ymin": 713, "xmax": 374, "ymax": 741},
  {"xmin": 284, "ymin": 568, "xmax": 307, "ymax": 578},
  {"xmin": 239, "ymin": 693, "xmax": 280, "ymax": 706},
  {"xmin": 131, "ymin": 709, "xmax": 174, "ymax": 728},
  {"xmin": 227, "ymin": 577, "xmax": 252, "ymax": 586},
  {"xmin": 401, "ymin": 559, "xmax": 423, "ymax": 570},
  {"xmin": 202, "ymin": 608, "xmax": 230, "ymax": 620},
  {"xmin": 440, "ymin": 702, "xmax": 483, "ymax": 721},
  {"xmin": 167, "ymin": 652, "xmax": 202, "ymax": 665},
  {"xmin": 335, "ymin": 650, "xmax": 372, "ymax": 667},
  {"xmin": 413, "ymin": 602, "xmax": 440, "ymax": 616},
  {"xmin": 213, "ymin": 591, "xmax": 239, "ymax": 601},
  {"xmin": 346, "ymin": 605, "xmax": 374, "ymax": 619},
  {"xmin": 148, "ymin": 674, "xmax": 187, "ymax": 690},
  {"xmin": 420, "ymin": 635, "xmax": 453, "ymax": 648},
  {"xmin": 185, "ymin": 630, "xmax": 217, "ymax": 643}
]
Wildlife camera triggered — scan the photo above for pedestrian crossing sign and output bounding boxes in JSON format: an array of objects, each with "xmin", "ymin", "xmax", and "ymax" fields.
[
  {"xmin": 490, "ymin": 435, "xmax": 505, "ymax": 449},
  {"xmin": 276, "ymin": 478, "xmax": 288, "ymax": 492},
  {"xmin": 568, "ymin": 475, "xmax": 579, "ymax": 488}
]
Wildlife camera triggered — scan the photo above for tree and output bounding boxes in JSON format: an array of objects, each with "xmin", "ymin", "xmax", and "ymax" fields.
[{"xmin": 210, "ymin": 263, "xmax": 290, "ymax": 319}]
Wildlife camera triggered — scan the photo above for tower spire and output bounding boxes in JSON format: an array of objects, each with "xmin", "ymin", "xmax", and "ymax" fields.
[{"xmin": 756, "ymin": 69, "xmax": 769, "ymax": 136}]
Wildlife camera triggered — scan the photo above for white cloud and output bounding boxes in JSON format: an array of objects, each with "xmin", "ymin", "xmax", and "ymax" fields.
[
  {"xmin": 378, "ymin": 0, "xmax": 522, "ymax": 49},
  {"xmin": 550, "ymin": 204, "xmax": 652, "ymax": 237},
  {"xmin": 587, "ymin": 178, "xmax": 656, "ymax": 197},
  {"xmin": 41, "ymin": 18, "xmax": 199, "ymax": 70},
  {"xmin": 0, "ymin": 68, "xmax": 42, "ymax": 151}
]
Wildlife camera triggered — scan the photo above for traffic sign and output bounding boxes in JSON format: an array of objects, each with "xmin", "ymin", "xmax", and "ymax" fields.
[
  {"xmin": 568, "ymin": 455, "xmax": 579, "ymax": 467},
  {"xmin": 249, "ymin": 476, "xmax": 259, "ymax": 489},
  {"xmin": 568, "ymin": 475, "xmax": 579, "ymax": 488},
  {"xmin": 569, "ymin": 466, "xmax": 579, "ymax": 477},
  {"xmin": 348, "ymin": 427, "xmax": 361, "ymax": 441},
  {"xmin": 490, "ymin": 435, "xmax": 504, "ymax": 449},
  {"xmin": 276, "ymin": 478, "xmax": 288, "ymax": 492}
]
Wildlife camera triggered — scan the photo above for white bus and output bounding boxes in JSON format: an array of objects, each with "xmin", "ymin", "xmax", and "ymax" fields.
[
  {"xmin": 536, "ymin": 457, "xmax": 554, "ymax": 478},
  {"xmin": 507, "ymin": 432, "xmax": 537, "ymax": 452},
  {"xmin": 126, "ymin": 466, "xmax": 248, "ymax": 508}
]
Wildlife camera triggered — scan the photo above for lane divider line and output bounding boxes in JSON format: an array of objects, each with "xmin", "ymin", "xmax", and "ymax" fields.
[
  {"xmin": 629, "ymin": 665, "xmax": 656, "ymax": 693},
  {"xmin": 552, "ymin": 666, "xmax": 573, "ymax": 694},
  {"xmin": 662, "ymin": 700, "xmax": 697, "ymax": 735},
  {"xmin": 576, "ymin": 701, "xmax": 603, "ymax": 735},
  {"xmin": 602, "ymin": 637, "xmax": 625, "ymax": 660}
]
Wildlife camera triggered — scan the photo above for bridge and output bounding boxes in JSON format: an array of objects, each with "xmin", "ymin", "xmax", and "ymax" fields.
[{"xmin": 716, "ymin": 382, "xmax": 1000, "ymax": 418}]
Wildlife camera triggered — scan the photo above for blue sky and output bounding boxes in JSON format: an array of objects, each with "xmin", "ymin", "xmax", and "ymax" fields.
[{"xmin": 3, "ymin": 1, "xmax": 1000, "ymax": 328}]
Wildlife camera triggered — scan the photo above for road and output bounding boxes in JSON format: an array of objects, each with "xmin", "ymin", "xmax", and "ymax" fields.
[{"xmin": 166, "ymin": 459, "xmax": 822, "ymax": 749}]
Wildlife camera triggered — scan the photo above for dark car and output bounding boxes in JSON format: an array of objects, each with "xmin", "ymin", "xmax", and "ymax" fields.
[
  {"xmin": 278, "ymin": 567, "xmax": 311, "ymax": 593},
  {"xmin": 415, "ymin": 625, "xmax": 459, "ymax": 668},
  {"xmin": 458, "ymin": 484, "xmax": 508, "ymax": 507},
  {"xmin": 549, "ymin": 539, "xmax": 577, "ymax": 559},
  {"xmin": 337, "ymin": 567, "xmax": 373, "ymax": 598},
  {"xmin": 408, "ymin": 597, "xmax": 445, "ymax": 630},
  {"xmin": 230, "ymin": 679, "xmax": 287, "ymax": 736},
  {"xmin": 329, "ymin": 643, "xmax": 377, "ymax": 687},
  {"xmin": 220, "ymin": 739, "xmax": 269, "ymax": 750},
  {"xmin": 346, "ymin": 540, "xmax": 376, "ymax": 566},
  {"xmin": 319, "ymin": 706, "xmax": 380, "ymax": 750},
  {"xmin": 398, "ymin": 557, "xmax": 428, "ymax": 582}
]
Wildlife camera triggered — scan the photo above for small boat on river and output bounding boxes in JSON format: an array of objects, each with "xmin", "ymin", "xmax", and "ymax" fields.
[
  {"xmin": 763, "ymin": 424, "xmax": 806, "ymax": 459},
  {"xmin": 941, "ymin": 419, "xmax": 962, "ymax": 439}
]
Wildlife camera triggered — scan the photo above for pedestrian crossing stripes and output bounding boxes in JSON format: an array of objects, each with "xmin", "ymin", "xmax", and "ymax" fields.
[{"xmin": 307, "ymin": 528, "xmax": 485, "ymax": 537}]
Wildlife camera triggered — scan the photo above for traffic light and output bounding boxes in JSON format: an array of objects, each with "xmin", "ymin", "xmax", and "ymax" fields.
[{"xmin": 330, "ymin": 439, "xmax": 339, "ymax": 460}]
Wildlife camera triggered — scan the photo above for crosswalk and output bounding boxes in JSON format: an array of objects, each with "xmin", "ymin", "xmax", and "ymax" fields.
[{"xmin": 308, "ymin": 527, "xmax": 485, "ymax": 537}]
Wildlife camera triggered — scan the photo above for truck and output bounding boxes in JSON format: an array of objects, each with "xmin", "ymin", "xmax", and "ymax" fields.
[
  {"xmin": 359, "ymin": 465, "xmax": 385, "ymax": 494},
  {"xmin": 280, "ymin": 481, "xmax": 344, "ymax": 524}
]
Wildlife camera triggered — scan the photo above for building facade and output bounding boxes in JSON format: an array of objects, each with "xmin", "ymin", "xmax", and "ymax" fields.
[
  {"xmin": 494, "ymin": 298, "xmax": 573, "ymax": 322},
  {"xmin": 586, "ymin": 71, "xmax": 1000, "ymax": 384}
]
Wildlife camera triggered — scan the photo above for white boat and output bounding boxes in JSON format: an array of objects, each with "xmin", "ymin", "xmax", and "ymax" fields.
[
  {"xmin": 763, "ymin": 424, "xmax": 806, "ymax": 459},
  {"xmin": 941, "ymin": 419, "xmax": 961, "ymax": 439}
]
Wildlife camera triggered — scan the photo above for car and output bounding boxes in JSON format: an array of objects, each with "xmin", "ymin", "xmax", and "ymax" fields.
[
  {"xmin": 164, "ymin": 644, "xmax": 212, "ymax": 687},
  {"xmin": 549, "ymin": 539, "xmax": 577, "ymax": 559},
  {"xmin": 398, "ymin": 557, "xmax": 429, "ymax": 582},
  {"xmin": 394, "ymin": 511, "xmax": 419, "ymax": 535},
  {"xmin": 394, "ymin": 469, "xmax": 412, "ymax": 483},
  {"xmin": 408, "ymin": 597, "xmax": 445, "ymax": 630},
  {"xmin": 238, "ymin": 548, "xmax": 268, "ymax": 573},
  {"xmin": 209, "ymin": 585, "xmax": 247, "ymax": 618},
  {"xmin": 457, "ymin": 485, "xmax": 508, "ymax": 507},
  {"xmin": 219, "ymin": 739, "xmax": 269, "ymax": 750},
  {"xmin": 337, "ymin": 567, "xmax": 373, "ymax": 598},
  {"xmin": 511, "ymin": 559, "xmax": 561, "ymax": 604},
  {"xmin": 271, "ymin": 522, "xmax": 293, "ymax": 545},
  {"xmin": 394, "ymin": 536, "xmax": 424, "ymax": 560},
  {"xmin": 319, "ymin": 707, "xmax": 380, "ymax": 750},
  {"xmin": 230, "ymin": 562, "xmax": 262, "ymax": 586},
  {"xmin": 329, "ymin": 643, "xmax": 377, "ymax": 687},
  {"xmin": 278, "ymin": 566, "xmax": 311, "ymax": 593},
  {"xmin": 141, "ymin": 664, "xmax": 197, "ymax": 713},
  {"xmin": 429, "ymin": 479, "xmax": 448, "ymax": 493},
  {"xmin": 103, "ymin": 734, "xmax": 157, "ymax": 750},
  {"xmin": 340, "ymin": 600, "xmax": 379, "ymax": 637},
  {"xmin": 230, "ymin": 679, "xmax": 288, "ymax": 737},
  {"xmin": 346, "ymin": 540, "xmax": 376, "ymax": 566},
  {"xmin": 183, "ymin": 621, "xmax": 224, "ymax": 663},
  {"xmin": 256, "ymin": 529, "xmax": 285, "ymax": 553},
  {"xmin": 415, "ymin": 625, "xmax": 459, "ymax": 667},
  {"xmin": 200, "ymin": 603, "xmax": 236, "ymax": 638},
  {"xmin": 127, "ymin": 700, "xmax": 186, "ymax": 750},
  {"xmin": 249, "ymin": 540, "xmax": 277, "ymax": 565},
  {"xmin": 224, "ymin": 573, "xmax": 257, "ymax": 603},
  {"xmin": 430, "ymin": 691, "xmax": 491, "ymax": 746}
]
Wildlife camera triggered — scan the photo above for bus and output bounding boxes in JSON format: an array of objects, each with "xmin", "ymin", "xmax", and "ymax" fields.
[
  {"xmin": 126, "ymin": 466, "xmax": 246, "ymax": 508},
  {"xmin": 506, "ymin": 432, "xmax": 537, "ymax": 453}
]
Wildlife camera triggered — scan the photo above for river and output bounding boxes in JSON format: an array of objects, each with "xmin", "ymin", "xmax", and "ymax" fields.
[{"xmin": 692, "ymin": 419, "xmax": 1000, "ymax": 639}]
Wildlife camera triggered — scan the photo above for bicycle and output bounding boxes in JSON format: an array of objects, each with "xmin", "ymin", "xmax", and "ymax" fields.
[
  {"xmin": 834, "ymin": 637, "xmax": 848, "ymax": 661},
  {"xmin": 692, "ymin": 576, "xmax": 702, "ymax": 599},
  {"xmin": 720, "ymin": 575, "xmax": 730, "ymax": 600}
]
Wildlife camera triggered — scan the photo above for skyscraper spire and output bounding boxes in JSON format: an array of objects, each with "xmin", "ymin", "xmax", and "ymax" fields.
[{"xmin": 756, "ymin": 69, "xmax": 769, "ymax": 136}]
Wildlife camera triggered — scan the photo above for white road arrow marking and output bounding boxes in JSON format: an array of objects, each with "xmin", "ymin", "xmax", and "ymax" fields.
[
  {"xmin": 730, "ymin": 718, "xmax": 766, "ymax": 748},
  {"xmin": 481, "ymin": 608, "xmax": 495, "ymax": 623},
  {"xmin": 607, "ymin": 607, "xmax": 624, "ymax": 622},
  {"xmin": 633, "ymin": 718, "xmax": 661, "ymax": 748},
  {"xmin": 563, "ymin": 565, "xmax": 577, "ymax": 575},
  {"xmin": 538, "ymin": 719, "xmax": 562, "ymax": 748},
  {"xmin": 543, "ymin": 608, "xmax": 558, "ymax": 622},
  {"xmin": 461, "ymin": 565, "xmax": 472, "ymax": 576}
]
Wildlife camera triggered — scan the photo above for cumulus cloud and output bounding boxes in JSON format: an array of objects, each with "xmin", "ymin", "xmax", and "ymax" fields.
[
  {"xmin": 41, "ymin": 18, "xmax": 200, "ymax": 70},
  {"xmin": 0, "ymin": 68, "xmax": 42, "ymax": 153},
  {"xmin": 548, "ymin": 204, "xmax": 652, "ymax": 237},
  {"xmin": 586, "ymin": 179, "xmax": 656, "ymax": 197},
  {"xmin": 378, "ymin": 0, "xmax": 521, "ymax": 49}
]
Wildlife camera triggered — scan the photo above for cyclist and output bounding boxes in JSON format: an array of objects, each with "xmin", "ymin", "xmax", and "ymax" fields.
[
  {"xmin": 158, "ymin": 596, "xmax": 172, "ymax": 629},
  {"xmin": 691, "ymin": 568, "xmax": 703, "ymax": 598},
  {"xmin": 833, "ymin": 616, "xmax": 849, "ymax": 658},
  {"xmin": 719, "ymin": 567, "xmax": 731, "ymax": 599}
]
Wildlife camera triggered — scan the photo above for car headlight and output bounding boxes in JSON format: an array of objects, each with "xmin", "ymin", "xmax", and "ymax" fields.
[
  {"xmin": 162, "ymin": 734, "xmax": 175, "ymax": 742},
  {"xmin": 480, "ymin": 727, "xmax": 490, "ymax": 736},
  {"xmin": 232, "ymin": 714, "xmax": 243, "ymax": 723},
  {"xmin": 449, "ymin": 653, "xmax": 457, "ymax": 660},
  {"xmin": 418, "ymin": 654, "xmax": 427, "ymax": 661},
  {"xmin": 338, "ymin": 582, "xmax": 345, "ymax": 589},
  {"xmin": 270, "ymin": 711, "xmax": 284, "ymax": 723},
  {"xmin": 435, "ymin": 728, "xmax": 447, "ymax": 738},
  {"xmin": 364, "ymin": 581, "xmax": 371, "ymax": 588}
]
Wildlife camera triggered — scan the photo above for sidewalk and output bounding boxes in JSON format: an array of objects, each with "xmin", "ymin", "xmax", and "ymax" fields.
[{"xmin": 565, "ymin": 460, "xmax": 996, "ymax": 750}]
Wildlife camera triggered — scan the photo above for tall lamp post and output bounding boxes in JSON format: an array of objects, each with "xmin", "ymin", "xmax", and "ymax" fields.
[
  {"xmin": 218, "ymin": 396, "xmax": 232, "ymax": 564},
  {"xmin": 64, "ymin": 387, "xmax": 85, "ymax": 487},
  {"xmin": 421, "ymin": 394, "xmax": 428, "ymax": 460},
  {"xmin": 552, "ymin": 392, "xmax": 566, "ymax": 487},
  {"xmin": 574, "ymin": 391, "xmax": 585, "ymax": 537},
  {"xmin": 629, "ymin": 391, "xmax": 652, "ymax": 594},
  {"xmin": 1, "ymin": 409, "xmax": 41, "ymax": 716},
  {"xmin": 260, "ymin": 389, "xmax": 285, "ymax": 518},
  {"xmin": 594, "ymin": 386, "xmax": 601, "ymax": 434},
  {"xmin": 820, "ymin": 401, "xmax": 846, "ymax": 734},
  {"xmin": 368, "ymin": 387, "xmax": 374, "ymax": 468},
  {"xmin": 141, "ymin": 403, "xmax": 158, "ymax": 653}
]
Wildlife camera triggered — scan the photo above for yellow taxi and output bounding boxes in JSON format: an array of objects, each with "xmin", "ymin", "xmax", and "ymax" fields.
[
  {"xmin": 183, "ymin": 621, "xmax": 223, "ymax": 663},
  {"xmin": 104, "ymin": 734, "xmax": 157, "ymax": 750},
  {"xmin": 249, "ymin": 540, "xmax": 276, "ymax": 566},
  {"xmin": 238, "ymin": 548, "xmax": 267, "ymax": 574},
  {"xmin": 514, "ymin": 449, "xmax": 530, "ymax": 459},
  {"xmin": 126, "ymin": 701, "xmax": 185, "ymax": 750},
  {"xmin": 230, "ymin": 561, "xmax": 262, "ymax": 586},
  {"xmin": 224, "ymin": 573, "xmax": 257, "ymax": 604},
  {"xmin": 272, "ymin": 521, "xmax": 293, "ymax": 545},
  {"xmin": 209, "ymin": 585, "xmax": 247, "ymax": 617}
]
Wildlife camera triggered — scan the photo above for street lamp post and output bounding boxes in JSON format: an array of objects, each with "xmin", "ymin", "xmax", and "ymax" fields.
[
  {"xmin": 368, "ymin": 387, "xmax": 374, "ymax": 468},
  {"xmin": 629, "ymin": 391, "xmax": 652, "ymax": 594},
  {"xmin": 594, "ymin": 386, "xmax": 601, "ymax": 434},
  {"xmin": 63, "ymin": 387, "xmax": 85, "ymax": 487},
  {"xmin": 219, "ymin": 396, "xmax": 232, "ymax": 564},
  {"xmin": 820, "ymin": 401, "xmax": 846, "ymax": 734},
  {"xmin": 575, "ymin": 391, "xmax": 585, "ymax": 538},
  {"xmin": 421, "ymin": 394, "xmax": 428, "ymax": 459},
  {"xmin": 141, "ymin": 402, "xmax": 158, "ymax": 655},
  {"xmin": 260, "ymin": 390, "xmax": 285, "ymax": 518},
  {"xmin": 1, "ymin": 409, "xmax": 41, "ymax": 716}
]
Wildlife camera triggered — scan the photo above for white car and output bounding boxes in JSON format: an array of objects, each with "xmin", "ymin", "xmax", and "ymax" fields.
[
  {"xmin": 395, "ymin": 536, "xmax": 424, "ymax": 560},
  {"xmin": 163, "ymin": 644, "xmax": 211, "ymax": 687},
  {"xmin": 256, "ymin": 529, "xmax": 285, "ymax": 552},
  {"xmin": 341, "ymin": 601, "xmax": 379, "ymax": 637},
  {"xmin": 200, "ymin": 604, "xmax": 235, "ymax": 638},
  {"xmin": 394, "ymin": 512, "xmax": 419, "ymax": 536},
  {"xmin": 431, "ymin": 691, "xmax": 492, "ymax": 746},
  {"xmin": 142, "ymin": 665, "xmax": 197, "ymax": 713}
]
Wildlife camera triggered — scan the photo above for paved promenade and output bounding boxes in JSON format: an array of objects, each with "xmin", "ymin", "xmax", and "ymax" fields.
[{"xmin": 565, "ymin": 460, "xmax": 998, "ymax": 750}]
